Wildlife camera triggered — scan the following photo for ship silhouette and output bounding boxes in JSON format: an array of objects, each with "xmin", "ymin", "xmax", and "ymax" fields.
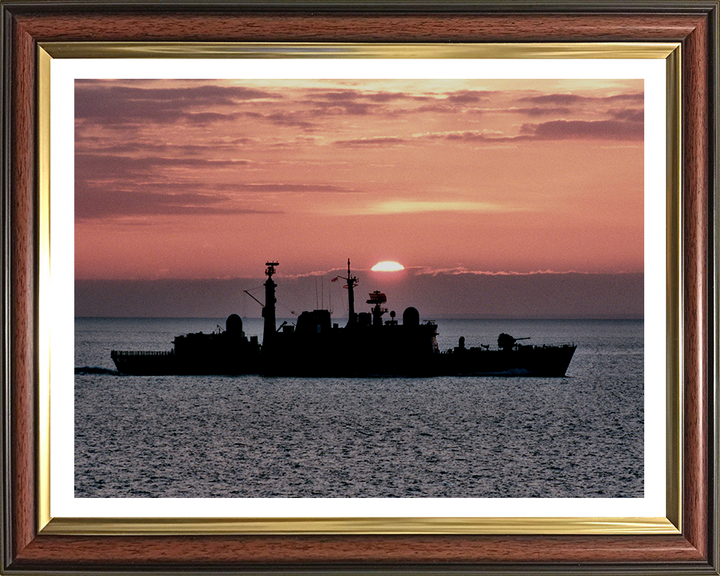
[{"xmin": 111, "ymin": 260, "xmax": 576, "ymax": 377}]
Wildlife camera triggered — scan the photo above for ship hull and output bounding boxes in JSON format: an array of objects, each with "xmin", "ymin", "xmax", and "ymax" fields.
[
  {"xmin": 111, "ymin": 343, "xmax": 576, "ymax": 377},
  {"xmin": 111, "ymin": 351, "xmax": 178, "ymax": 375},
  {"xmin": 438, "ymin": 344, "xmax": 577, "ymax": 377},
  {"xmin": 110, "ymin": 350, "xmax": 260, "ymax": 376}
]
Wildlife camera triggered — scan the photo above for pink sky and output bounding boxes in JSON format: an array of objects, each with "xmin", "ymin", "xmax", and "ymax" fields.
[{"xmin": 75, "ymin": 78, "xmax": 643, "ymax": 282}]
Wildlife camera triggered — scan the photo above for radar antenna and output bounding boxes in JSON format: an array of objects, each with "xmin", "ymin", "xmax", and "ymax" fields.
[
  {"xmin": 367, "ymin": 290, "xmax": 388, "ymax": 327},
  {"xmin": 265, "ymin": 261, "xmax": 279, "ymax": 278}
]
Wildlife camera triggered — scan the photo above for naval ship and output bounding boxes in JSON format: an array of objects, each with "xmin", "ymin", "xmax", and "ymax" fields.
[{"xmin": 111, "ymin": 261, "xmax": 576, "ymax": 377}]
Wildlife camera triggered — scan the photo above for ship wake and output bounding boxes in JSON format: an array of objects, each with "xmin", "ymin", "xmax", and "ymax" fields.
[{"xmin": 75, "ymin": 366, "xmax": 120, "ymax": 376}]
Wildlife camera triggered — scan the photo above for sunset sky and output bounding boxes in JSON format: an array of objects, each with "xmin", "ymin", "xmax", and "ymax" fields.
[{"xmin": 75, "ymin": 78, "xmax": 644, "ymax": 318}]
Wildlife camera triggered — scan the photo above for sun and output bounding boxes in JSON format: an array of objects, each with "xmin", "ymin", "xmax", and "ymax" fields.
[{"xmin": 371, "ymin": 261, "xmax": 405, "ymax": 272}]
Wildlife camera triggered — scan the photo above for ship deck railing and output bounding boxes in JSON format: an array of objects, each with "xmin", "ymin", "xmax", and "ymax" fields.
[
  {"xmin": 442, "ymin": 342, "xmax": 577, "ymax": 354},
  {"xmin": 111, "ymin": 350, "xmax": 175, "ymax": 356}
]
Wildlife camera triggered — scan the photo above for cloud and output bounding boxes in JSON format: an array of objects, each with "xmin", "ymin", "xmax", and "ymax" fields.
[
  {"xmin": 300, "ymin": 90, "xmax": 400, "ymax": 116},
  {"xmin": 81, "ymin": 180, "xmax": 358, "ymax": 197},
  {"xmin": 609, "ymin": 108, "xmax": 644, "ymax": 122},
  {"xmin": 305, "ymin": 99, "xmax": 375, "ymax": 117},
  {"xmin": 75, "ymin": 138, "xmax": 257, "ymax": 157},
  {"xmin": 75, "ymin": 150, "xmax": 362, "ymax": 220},
  {"xmin": 75, "ymin": 189, "xmax": 284, "ymax": 220},
  {"xmin": 605, "ymin": 92, "xmax": 644, "ymax": 102},
  {"xmin": 518, "ymin": 92, "xmax": 643, "ymax": 105},
  {"xmin": 228, "ymin": 183, "xmax": 360, "ymax": 194},
  {"xmin": 513, "ymin": 92, "xmax": 645, "ymax": 128},
  {"xmin": 75, "ymin": 154, "xmax": 254, "ymax": 182},
  {"xmin": 75, "ymin": 81, "xmax": 277, "ymax": 126},
  {"xmin": 412, "ymin": 266, "xmax": 593, "ymax": 276},
  {"xmin": 423, "ymin": 129, "xmax": 508, "ymax": 142},
  {"xmin": 518, "ymin": 94, "xmax": 588, "ymax": 106},
  {"xmin": 520, "ymin": 119, "xmax": 643, "ymax": 140},
  {"xmin": 335, "ymin": 136, "xmax": 409, "ymax": 147},
  {"xmin": 300, "ymin": 88, "xmax": 492, "ymax": 118},
  {"xmin": 332, "ymin": 116, "xmax": 643, "ymax": 147},
  {"xmin": 75, "ymin": 82, "xmax": 275, "ymax": 104},
  {"xmin": 75, "ymin": 143, "xmax": 364, "ymax": 220},
  {"xmin": 515, "ymin": 106, "xmax": 573, "ymax": 117},
  {"xmin": 334, "ymin": 130, "xmax": 511, "ymax": 148},
  {"xmin": 75, "ymin": 81, "xmax": 324, "ymax": 130},
  {"xmin": 414, "ymin": 103, "xmax": 468, "ymax": 114},
  {"xmin": 443, "ymin": 90, "xmax": 492, "ymax": 104}
]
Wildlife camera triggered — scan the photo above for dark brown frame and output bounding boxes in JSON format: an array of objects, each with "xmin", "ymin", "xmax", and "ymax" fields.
[{"xmin": 1, "ymin": 1, "xmax": 718, "ymax": 574}]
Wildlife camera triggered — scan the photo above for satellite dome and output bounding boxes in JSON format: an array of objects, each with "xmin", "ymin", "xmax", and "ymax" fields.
[
  {"xmin": 226, "ymin": 314, "xmax": 243, "ymax": 334},
  {"xmin": 402, "ymin": 307, "xmax": 420, "ymax": 326}
]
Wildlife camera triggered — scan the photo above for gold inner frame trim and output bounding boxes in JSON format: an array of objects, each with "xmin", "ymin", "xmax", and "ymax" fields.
[
  {"xmin": 36, "ymin": 42, "xmax": 682, "ymax": 537},
  {"xmin": 37, "ymin": 46, "xmax": 52, "ymax": 532},
  {"xmin": 664, "ymin": 44, "xmax": 682, "ymax": 533},
  {"xmin": 40, "ymin": 41, "xmax": 679, "ymax": 59},
  {"xmin": 43, "ymin": 516, "xmax": 678, "ymax": 536}
]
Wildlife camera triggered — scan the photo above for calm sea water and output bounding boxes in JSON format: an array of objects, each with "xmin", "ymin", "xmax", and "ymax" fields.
[{"xmin": 75, "ymin": 317, "xmax": 643, "ymax": 498}]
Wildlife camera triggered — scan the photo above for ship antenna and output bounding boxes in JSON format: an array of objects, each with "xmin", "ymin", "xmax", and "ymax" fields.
[{"xmin": 346, "ymin": 258, "xmax": 358, "ymax": 327}]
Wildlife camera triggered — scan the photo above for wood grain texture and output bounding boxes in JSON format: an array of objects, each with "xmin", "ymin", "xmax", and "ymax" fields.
[
  {"xmin": 10, "ymin": 17, "xmax": 37, "ymax": 561},
  {"xmin": 9, "ymin": 534, "xmax": 707, "ymax": 567},
  {"xmin": 680, "ymin": 5, "xmax": 710, "ymax": 560},
  {"xmin": 3, "ymin": 3, "xmax": 717, "ymax": 573},
  {"xmin": 13, "ymin": 12, "xmax": 704, "ymax": 42}
]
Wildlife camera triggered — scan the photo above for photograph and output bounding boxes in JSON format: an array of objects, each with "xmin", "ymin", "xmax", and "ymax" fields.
[{"xmin": 73, "ymin": 76, "xmax": 646, "ymax": 500}]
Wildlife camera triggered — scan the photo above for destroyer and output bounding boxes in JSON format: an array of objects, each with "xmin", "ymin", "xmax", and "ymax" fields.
[{"xmin": 111, "ymin": 260, "xmax": 576, "ymax": 377}]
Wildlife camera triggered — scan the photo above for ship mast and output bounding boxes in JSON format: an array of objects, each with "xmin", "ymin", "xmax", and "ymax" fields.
[
  {"xmin": 332, "ymin": 259, "xmax": 359, "ymax": 327},
  {"xmin": 263, "ymin": 261, "xmax": 278, "ymax": 345},
  {"xmin": 346, "ymin": 259, "xmax": 359, "ymax": 326}
]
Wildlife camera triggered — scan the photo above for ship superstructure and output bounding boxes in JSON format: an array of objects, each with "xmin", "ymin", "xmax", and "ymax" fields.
[
  {"xmin": 111, "ymin": 313, "xmax": 260, "ymax": 375},
  {"xmin": 111, "ymin": 260, "xmax": 576, "ymax": 377}
]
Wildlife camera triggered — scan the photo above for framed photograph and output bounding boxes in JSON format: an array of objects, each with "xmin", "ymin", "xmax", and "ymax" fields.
[{"xmin": 1, "ymin": 1, "xmax": 717, "ymax": 574}]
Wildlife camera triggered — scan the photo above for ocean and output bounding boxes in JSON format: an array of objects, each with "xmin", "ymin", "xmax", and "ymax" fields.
[{"xmin": 75, "ymin": 317, "xmax": 643, "ymax": 498}]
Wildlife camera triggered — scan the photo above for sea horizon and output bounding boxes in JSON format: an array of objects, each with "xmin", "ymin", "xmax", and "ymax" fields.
[{"xmin": 75, "ymin": 315, "xmax": 644, "ymax": 321}]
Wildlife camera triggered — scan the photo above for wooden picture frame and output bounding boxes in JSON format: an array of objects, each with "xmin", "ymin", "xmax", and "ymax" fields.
[{"xmin": 1, "ymin": 1, "xmax": 717, "ymax": 573}]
